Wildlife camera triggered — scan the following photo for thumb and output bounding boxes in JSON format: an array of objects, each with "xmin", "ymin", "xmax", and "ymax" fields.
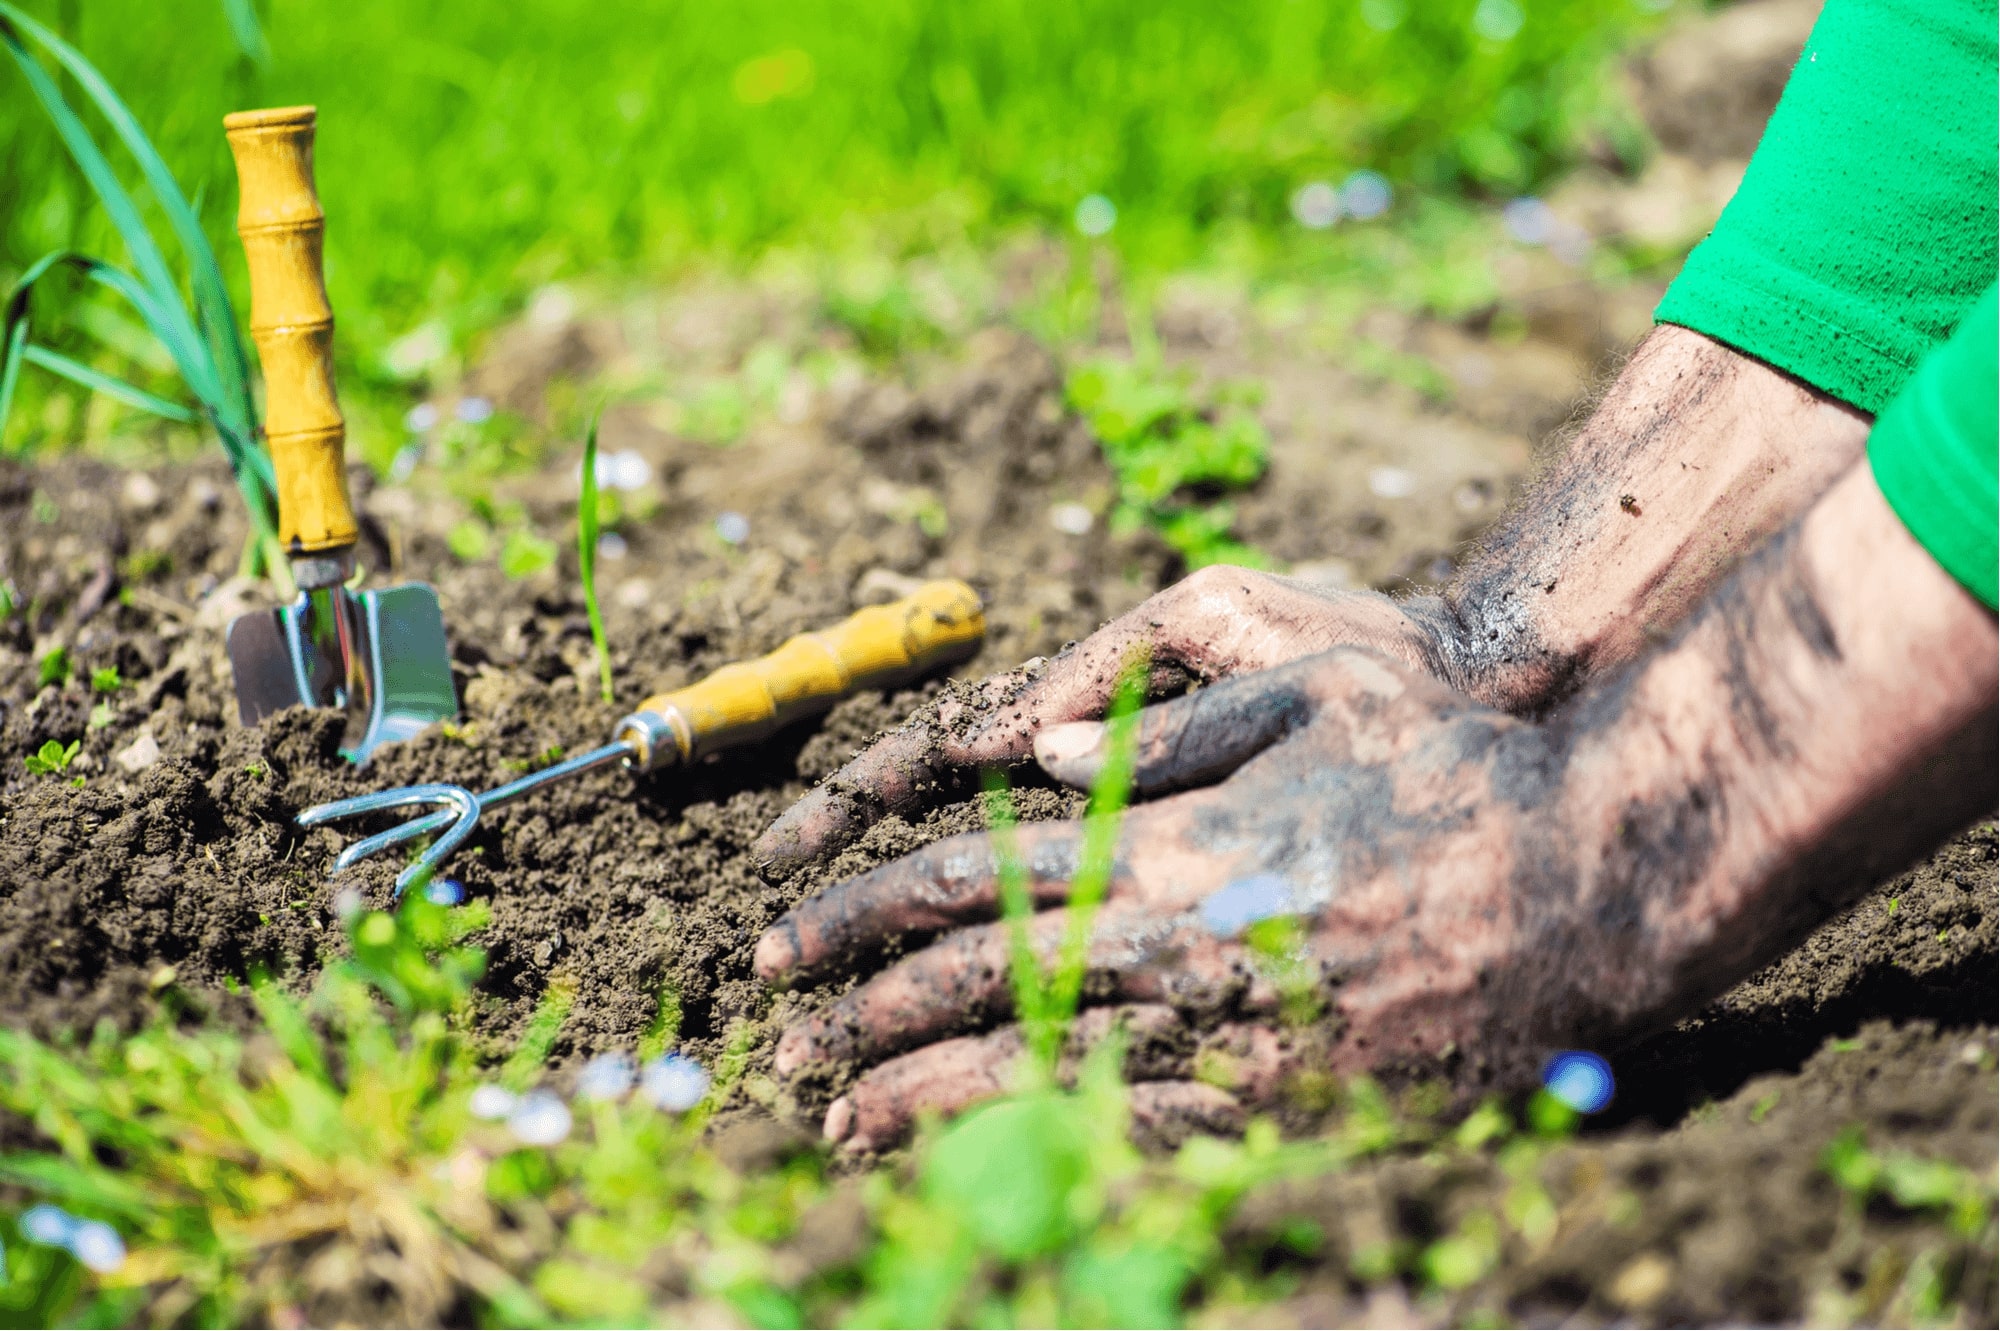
[{"xmin": 1034, "ymin": 668, "xmax": 1312, "ymax": 796}]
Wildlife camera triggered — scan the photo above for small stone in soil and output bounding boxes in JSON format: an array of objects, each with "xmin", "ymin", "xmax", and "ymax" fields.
[{"xmin": 1048, "ymin": 502, "xmax": 1093, "ymax": 536}]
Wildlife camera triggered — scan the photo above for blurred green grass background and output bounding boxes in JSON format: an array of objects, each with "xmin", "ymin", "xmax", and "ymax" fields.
[{"xmin": 3, "ymin": 0, "xmax": 1672, "ymax": 447}]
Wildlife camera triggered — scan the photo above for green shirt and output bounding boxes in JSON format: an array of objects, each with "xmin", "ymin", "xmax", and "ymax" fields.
[
  {"xmin": 1870, "ymin": 284, "xmax": 1998, "ymax": 608},
  {"xmin": 1655, "ymin": 0, "xmax": 1998, "ymax": 608}
]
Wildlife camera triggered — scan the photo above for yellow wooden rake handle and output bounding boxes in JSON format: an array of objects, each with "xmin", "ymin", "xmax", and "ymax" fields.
[
  {"xmin": 612, "ymin": 579, "xmax": 985, "ymax": 770},
  {"xmin": 224, "ymin": 104, "xmax": 358, "ymax": 562}
]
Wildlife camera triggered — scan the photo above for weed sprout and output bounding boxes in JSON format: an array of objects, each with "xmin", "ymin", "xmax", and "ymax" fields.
[{"xmin": 576, "ymin": 407, "xmax": 614, "ymax": 703}]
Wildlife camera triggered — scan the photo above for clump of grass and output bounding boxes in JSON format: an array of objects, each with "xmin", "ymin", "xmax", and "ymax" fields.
[
  {"xmin": 1065, "ymin": 357, "xmax": 1270, "ymax": 568},
  {"xmin": 0, "ymin": 3, "xmax": 278, "ymax": 579},
  {"xmin": 575, "ymin": 407, "xmax": 613, "ymax": 703}
]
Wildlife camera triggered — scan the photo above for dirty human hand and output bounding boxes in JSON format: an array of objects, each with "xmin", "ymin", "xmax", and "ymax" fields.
[
  {"xmin": 755, "ymin": 458, "xmax": 1997, "ymax": 1151},
  {"xmin": 752, "ymin": 325, "xmax": 1873, "ymax": 879}
]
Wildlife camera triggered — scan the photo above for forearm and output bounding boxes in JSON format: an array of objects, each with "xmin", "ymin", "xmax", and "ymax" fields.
[
  {"xmin": 1543, "ymin": 457, "xmax": 1997, "ymax": 1040},
  {"xmin": 1411, "ymin": 325, "xmax": 1872, "ymax": 714}
]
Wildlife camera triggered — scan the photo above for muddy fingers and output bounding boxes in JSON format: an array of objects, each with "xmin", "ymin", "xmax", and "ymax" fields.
[
  {"xmin": 1035, "ymin": 668, "xmax": 1315, "ymax": 794},
  {"xmin": 753, "ymin": 823, "xmax": 1086, "ymax": 988},
  {"xmin": 753, "ymin": 569, "xmax": 1432, "ymax": 878},
  {"xmin": 823, "ymin": 1003, "xmax": 1190, "ymax": 1152},
  {"xmin": 824, "ymin": 1019, "xmax": 1291, "ymax": 1154}
]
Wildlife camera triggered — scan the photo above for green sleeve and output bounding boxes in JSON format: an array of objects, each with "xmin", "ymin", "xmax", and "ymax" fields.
[
  {"xmin": 1654, "ymin": 0, "xmax": 1998, "ymax": 413},
  {"xmin": 1868, "ymin": 283, "xmax": 1998, "ymax": 610}
]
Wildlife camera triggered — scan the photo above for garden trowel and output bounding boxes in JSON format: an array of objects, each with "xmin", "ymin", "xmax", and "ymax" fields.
[{"xmin": 221, "ymin": 106, "xmax": 456, "ymax": 763}]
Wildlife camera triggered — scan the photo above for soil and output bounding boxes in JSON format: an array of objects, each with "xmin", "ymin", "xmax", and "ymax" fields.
[{"xmin": 1, "ymin": 3, "xmax": 1992, "ymax": 1322}]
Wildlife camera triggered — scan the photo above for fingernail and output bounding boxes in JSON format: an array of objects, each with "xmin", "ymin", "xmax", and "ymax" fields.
[
  {"xmin": 752, "ymin": 926, "xmax": 797, "ymax": 985},
  {"xmin": 823, "ymin": 1096, "xmax": 855, "ymax": 1144},
  {"xmin": 1034, "ymin": 721, "xmax": 1106, "ymax": 788}
]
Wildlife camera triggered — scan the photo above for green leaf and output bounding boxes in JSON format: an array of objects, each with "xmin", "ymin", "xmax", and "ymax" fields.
[
  {"xmin": 37, "ymin": 646, "xmax": 71, "ymax": 688},
  {"xmin": 218, "ymin": 0, "xmax": 270, "ymax": 66},
  {"xmin": 502, "ymin": 980, "xmax": 576, "ymax": 1091},
  {"xmin": 577, "ymin": 408, "xmax": 613, "ymax": 702},
  {"xmin": 922, "ymin": 1092, "xmax": 1090, "ymax": 1260},
  {"xmin": 21, "ymin": 344, "xmax": 193, "ymax": 422},
  {"xmin": 499, "ymin": 529, "xmax": 557, "ymax": 579},
  {"xmin": 0, "ymin": 4, "xmax": 257, "ymax": 440},
  {"xmin": 23, "ymin": 738, "xmax": 79, "ymax": 776},
  {"xmin": 0, "ymin": 7, "xmax": 273, "ymax": 544},
  {"xmin": 1061, "ymin": 1241, "xmax": 1188, "ymax": 1328},
  {"xmin": 447, "ymin": 520, "xmax": 492, "ymax": 562}
]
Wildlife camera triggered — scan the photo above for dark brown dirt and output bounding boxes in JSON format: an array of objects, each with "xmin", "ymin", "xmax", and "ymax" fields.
[{"xmin": 0, "ymin": 330, "xmax": 1154, "ymax": 1064}]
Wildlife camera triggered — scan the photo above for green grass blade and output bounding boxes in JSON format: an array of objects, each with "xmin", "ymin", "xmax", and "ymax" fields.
[
  {"xmin": 1046, "ymin": 649, "xmax": 1147, "ymax": 1037},
  {"xmin": 218, "ymin": 0, "xmax": 270, "ymax": 66},
  {"xmin": 577, "ymin": 407, "xmax": 613, "ymax": 703},
  {"xmin": 501, "ymin": 978, "xmax": 576, "ymax": 1092},
  {"xmin": 0, "ymin": 314, "xmax": 27, "ymax": 454},
  {"xmin": 0, "ymin": 1, "xmax": 258, "ymax": 443},
  {"xmin": 21, "ymin": 343, "xmax": 194, "ymax": 421},
  {"xmin": 982, "ymin": 770, "xmax": 1056, "ymax": 1070},
  {"xmin": 0, "ymin": 9, "xmax": 192, "ymax": 346}
]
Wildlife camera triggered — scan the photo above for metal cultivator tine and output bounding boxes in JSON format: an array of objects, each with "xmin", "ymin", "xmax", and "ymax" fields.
[{"xmin": 297, "ymin": 783, "xmax": 481, "ymax": 898}]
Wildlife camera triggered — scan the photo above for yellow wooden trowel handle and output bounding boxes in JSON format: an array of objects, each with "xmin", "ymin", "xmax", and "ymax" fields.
[
  {"xmin": 224, "ymin": 105, "xmax": 358, "ymax": 570},
  {"xmin": 613, "ymin": 580, "xmax": 986, "ymax": 770}
]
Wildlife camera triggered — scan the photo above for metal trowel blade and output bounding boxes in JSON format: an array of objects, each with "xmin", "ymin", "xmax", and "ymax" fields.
[{"xmin": 227, "ymin": 582, "xmax": 458, "ymax": 765}]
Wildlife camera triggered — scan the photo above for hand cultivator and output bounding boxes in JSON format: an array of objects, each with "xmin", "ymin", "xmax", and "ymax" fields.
[{"xmin": 299, "ymin": 581, "xmax": 985, "ymax": 894}]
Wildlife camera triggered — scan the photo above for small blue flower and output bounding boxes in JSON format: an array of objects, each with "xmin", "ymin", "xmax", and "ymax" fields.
[
  {"xmin": 67, "ymin": 1220, "xmax": 125, "ymax": 1273},
  {"xmin": 1339, "ymin": 171, "xmax": 1394, "ymax": 221},
  {"xmin": 468, "ymin": 1084, "xmax": 517, "ymax": 1121},
  {"xmin": 424, "ymin": 877, "xmax": 467, "ymax": 907},
  {"xmin": 642, "ymin": 1054, "xmax": 710, "ymax": 1112},
  {"xmin": 715, "ymin": 511, "xmax": 751, "ymax": 545},
  {"xmin": 18, "ymin": 1204, "xmax": 78, "ymax": 1248},
  {"xmin": 1542, "ymin": 1050, "xmax": 1615, "ymax": 1114},
  {"xmin": 508, "ymin": 1089, "xmax": 574, "ymax": 1145},
  {"xmin": 577, "ymin": 1051, "xmax": 637, "ymax": 1102}
]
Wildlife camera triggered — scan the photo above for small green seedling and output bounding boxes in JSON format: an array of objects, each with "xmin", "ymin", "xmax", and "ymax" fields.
[
  {"xmin": 498, "ymin": 529, "xmax": 556, "ymax": 579},
  {"xmin": 23, "ymin": 738, "xmax": 79, "ymax": 775},
  {"xmin": 0, "ymin": 578, "xmax": 15, "ymax": 618},
  {"xmin": 1064, "ymin": 358, "xmax": 1270, "ymax": 568},
  {"xmin": 36, "ymin": 645, "xmax": 71, "ymax": 688},
  {"xmin": 576, "ymin": 407, "xmax": 614, "ymax": 703},
  {"xmin": 90, "ymin": 664, "xmax": 122, "ymax": 693}
]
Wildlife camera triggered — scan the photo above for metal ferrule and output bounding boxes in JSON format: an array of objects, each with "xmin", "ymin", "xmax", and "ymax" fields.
[
  {"xmin": 611, "ymin": 707, "xmax": 690, "ymax": 772},
  {"xmin": 289, "ymin": 546, "xmax": 355, "ymax": 591}
]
